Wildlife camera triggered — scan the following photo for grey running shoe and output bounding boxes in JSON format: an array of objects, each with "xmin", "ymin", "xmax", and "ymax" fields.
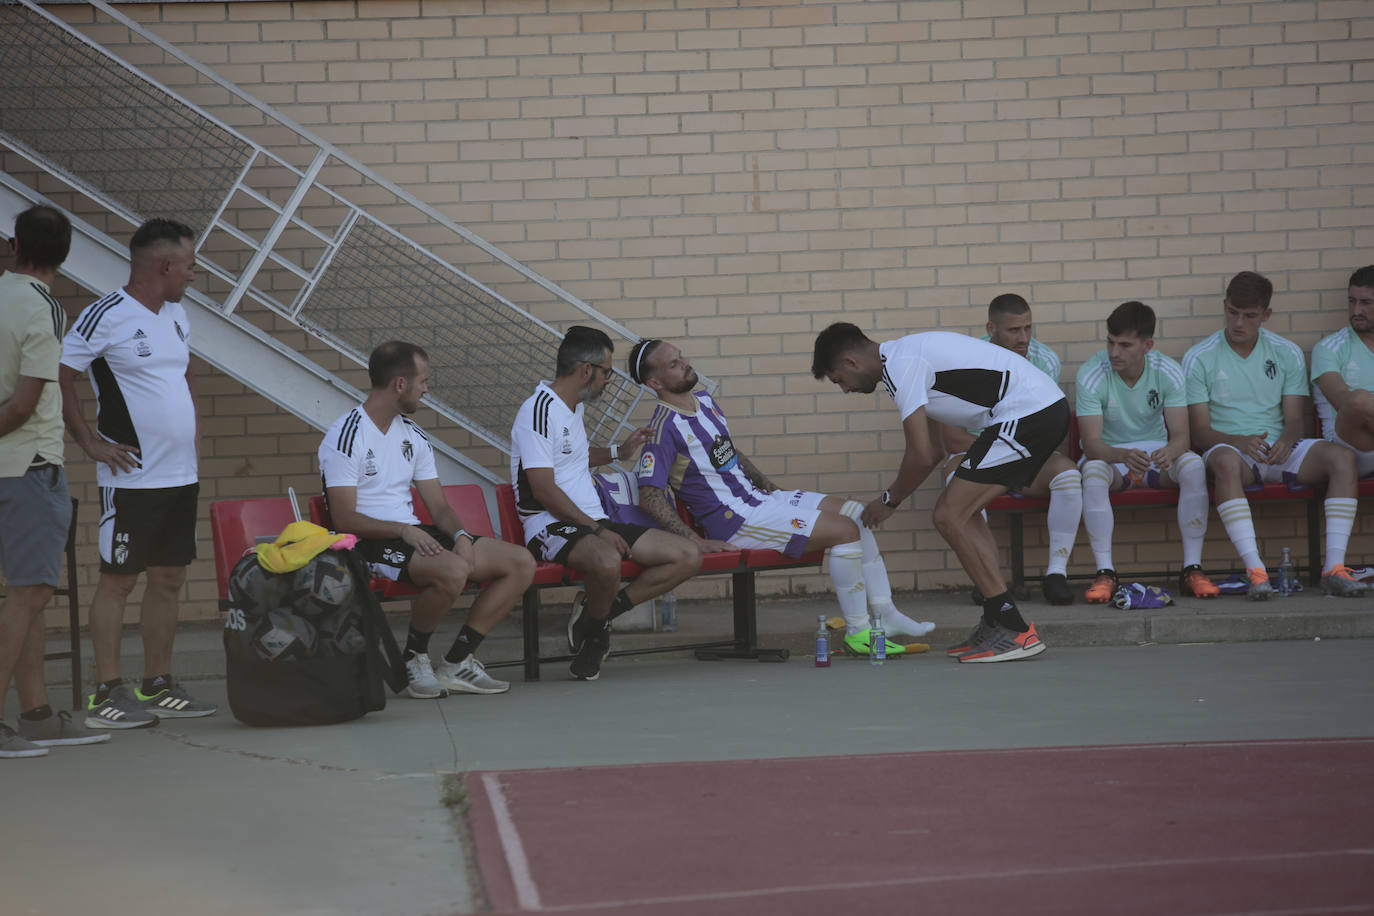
[
  {"xmin": 0, "ymin": 723, "xmax": 48, "ymax": 758},
  {"xmin": 570, "ymin": 626, "xmax": 611, "ymax": 681},
  {"xmin": 137, "ymin": 681, "xmax": 218, "ymax": 718},
  {"xmin": 434, "ymin": 656, "xmax": 510, "ymax": 695},
  {"xmin": 947, "ymin": 620, "xmax": 993, "ymax": 657},
  {"xmin": 957, "ymin": 622, "xmax": 1047, "ymax": 664},
  {"xmin": 1320, "ymin": 565, "xmax": 1370, "ymax": 597},
  {"xmin": 1246, "ymin": 568, "xmax": 1274, "ymax": 602},
  {"xmin": 86, "ymin": 684, "xmax": 157, "ymax": 729},
  {"xmin": 568, "ymin": 590, "xmax": 587, "ymax": 653},
  {"xmin": 403, "ymin": 653, "xmax": 447, "ymax": 699},
  {"xmin": 20, "ymin": 709, "xmax": 111, "ymax": 746}
]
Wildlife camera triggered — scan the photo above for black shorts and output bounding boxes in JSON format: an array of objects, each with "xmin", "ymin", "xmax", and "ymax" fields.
[
  {"xmin": 527, "ymin": 520, "xmax": 650, "ymax": 565},
  {"xmin": 955, "ymin": 399, "xmax": 1069, "ymax": 491},
  {"xmin": 357, "ymin": 523, "xmax": 454, "ymax": 587},
  {"xmin": 98, "ymin": 483, "xmax": 199, "ymax": 574}
]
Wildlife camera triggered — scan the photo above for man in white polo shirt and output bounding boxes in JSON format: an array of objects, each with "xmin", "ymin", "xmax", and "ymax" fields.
[{"xmin": 60, "ymin": 218, "xmax": 217, "ymax": 728}]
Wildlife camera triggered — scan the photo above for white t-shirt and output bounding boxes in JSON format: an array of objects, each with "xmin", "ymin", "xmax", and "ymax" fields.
[
  {"xmin": 879, "ymin": 331, "xmax": 1065, "ymax": 427},
  {"xmin": 510, "ymin": 381, "xmax": 603, "ymax": 541},
  {"xmin": 318, "ymin": 407, "xmax": 437, "ymax": 526},
  {"xmin": 60, "ymin": 288, "xmax": 197, "ymax": 489}
]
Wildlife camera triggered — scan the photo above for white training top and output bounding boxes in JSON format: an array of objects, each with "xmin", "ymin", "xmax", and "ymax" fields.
[
  {"xmin": 879, "ymin": 331, "xmax": 1065, "ymax": 427},
  {"xmin": 60, "ymin": 288, "xmax": 197, "ymax": 489},
  {"xmin": 318, "ymin": 406, "xmax": 437, "ymax": 525},
  {"xmin": 510, "ymin": 381, "xmax": 604, "ymax": 542}
]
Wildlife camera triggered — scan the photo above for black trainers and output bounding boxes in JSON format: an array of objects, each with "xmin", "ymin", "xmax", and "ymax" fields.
[
  {"xmin": 570, "ymin": 626, "xmax": 611, "ymax": 681},
  {"xmin": 567, "ymin": 591, "xmax": 587, "ymax": 653},
  {"xmin": 1042, "ymin": 573, "xmax": 1073, "ymax": 606}
]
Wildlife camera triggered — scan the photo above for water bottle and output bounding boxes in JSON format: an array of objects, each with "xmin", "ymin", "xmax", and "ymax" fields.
[
  {"xmin": 1277, "ymin": 547, "xmax": 1295, "ymax": 597},
  {"xmin": 814, "ymin": 615, "xmax": 830, "ymax": 668},
  {"xmin": 660, "ymin": 591, "xmax": 678, "ymax": 632},
  {"xmin": 870, "ymin": 611, "xmax": 886, "ymax": 666}
]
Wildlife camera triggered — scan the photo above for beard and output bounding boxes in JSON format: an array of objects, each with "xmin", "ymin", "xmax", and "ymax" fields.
[
  {"xmin": 664, "ymin": 369, "xmax": 698, "ymax": 395},
  {"xmin": 578, "ymin": 381, "xmax": 603, "ymax": 403}
]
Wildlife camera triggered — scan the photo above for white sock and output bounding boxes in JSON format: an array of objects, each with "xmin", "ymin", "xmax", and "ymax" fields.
[
  {"xmin": 827, "ymin": 540, "xmax": 870, "ymax": 633},
  {"xmin": 1080, "ymin": 459, "xmax": 1115, "ymax": 570},
  {"xmin": 1217, "ymin": 498, "xmax": 1264, "ymax": 570},
  {"xmin": 1323, "ymin": 497, "xmax": 1358, "ymax": 570},
  {"xmin": 1045, "ymin": 468, "xmax": 1083, "ymax": 577},
  {"xmin": 1170, "ymin": 452, "xmax": 1209, "ymax": 568}
]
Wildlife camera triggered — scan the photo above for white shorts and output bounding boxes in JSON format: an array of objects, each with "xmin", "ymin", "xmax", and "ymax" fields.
[
  {"xmin": 1078, "ymin": 439, "xmax": 1173, "ymax": 489},
  {"xmin": 727, "ymin": 489, "xmax": 826, "ymax": 558},
  {"xmin": 1329, "ymin": 432, "xmax": 1374, "ymax": 478},
  {"xmin": 1202, "ymin": 438, "xmax": 1321, "ymax": 489}
]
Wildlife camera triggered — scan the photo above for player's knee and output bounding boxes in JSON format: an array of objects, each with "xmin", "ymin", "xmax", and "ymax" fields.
[
  {"xmin": 1322, "ymin": 441, "xmax": 1358, "ymax": 477},
  {"xmin": 1082, "ymin": 459, "xmax": 1112, "ymax": 489},
  {"xmin": 1208, "ymin": 448, "xmax": 1243, "ymax": 477},
  {"xmin": 931, "ymin": 501, "xmax": 962, "ymax": 536}
]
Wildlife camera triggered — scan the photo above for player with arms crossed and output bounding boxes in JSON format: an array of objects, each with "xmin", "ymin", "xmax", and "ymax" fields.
[
  {"xmin": 1076, "ymin": 301, "xmax": 1217, "ymax": 603},
  {"xmin": 1311, "ymin": 265, "xmax": 1374, "ymax": 482},
  {"xmin": 320, "ymin": 341, "xmax": 536, "ymax": 698},
  {"xmin": 812, "ymin": 323, "xmax": 1069, "ymax": 663},
  {"xmin": 1183, "ymin": 271, "xmax": 1367, "ymax": 599},
  {"xmin": 629, "ymin": 339, "xmax": 933, "ymax": 656}
]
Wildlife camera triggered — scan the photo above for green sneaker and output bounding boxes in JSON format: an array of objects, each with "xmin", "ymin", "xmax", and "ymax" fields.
[
  {"xmin": 843, "ymin": 628, "xmax": 907, "ymax": 656},
  {"xmin": 135, "ymin": 680, "xmax": 218, "ymax": 719}
]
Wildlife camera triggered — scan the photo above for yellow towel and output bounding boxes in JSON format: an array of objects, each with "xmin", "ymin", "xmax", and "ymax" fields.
[{"xmin": 254, "ymin": 521, "xmax": 358, "ymax": 574}]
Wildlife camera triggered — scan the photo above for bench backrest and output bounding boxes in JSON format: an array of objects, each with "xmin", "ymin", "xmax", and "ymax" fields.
[{"xmin": 209, "ymin": 497, "xmax": 299, "ymax": 601}]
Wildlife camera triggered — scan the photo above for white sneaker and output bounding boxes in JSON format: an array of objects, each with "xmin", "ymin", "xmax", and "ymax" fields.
[
  {"xmin": 434, "ymin": 656, "xmax": 511, "ymax": 695},
  {"xmin": 403, "ymin": 653, "xmax": 447, "ymax": 699}
]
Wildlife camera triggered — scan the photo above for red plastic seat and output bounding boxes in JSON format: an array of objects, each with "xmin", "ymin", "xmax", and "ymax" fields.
[{"xmin": 209, "ymin": 496, "xmax": 300, "ymax": 606}]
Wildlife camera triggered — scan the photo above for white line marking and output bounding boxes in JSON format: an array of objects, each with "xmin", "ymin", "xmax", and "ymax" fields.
[
  {"xmin": 482, "ymin": 772, "xmax": 543, "ymax": 911},
  {"xmin": 530, "ymin": 848, "xmax": 1374, "ymax": 913}
]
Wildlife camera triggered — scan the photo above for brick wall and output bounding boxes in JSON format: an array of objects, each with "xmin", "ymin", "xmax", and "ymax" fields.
[{"xmin": 33, "ymin": 0, "xmax": 1374, "ymax": 625}]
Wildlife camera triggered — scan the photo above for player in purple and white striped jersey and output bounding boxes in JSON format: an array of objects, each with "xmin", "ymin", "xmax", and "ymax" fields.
[{"xmin": 629, "ymin": 340, "xmax": 934, "ymax": 655}]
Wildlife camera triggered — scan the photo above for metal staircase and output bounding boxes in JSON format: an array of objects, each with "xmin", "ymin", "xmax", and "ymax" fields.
[{"xmin": 0, "ymin": 0, "xmax": 689, "ymax": 497}]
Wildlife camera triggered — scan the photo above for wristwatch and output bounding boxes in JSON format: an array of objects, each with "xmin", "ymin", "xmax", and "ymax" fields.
[
  {"xmin": 454, "ymin": 528, "xmax": 477, "ymax": 544},
  {"xmin": 880, "ymin": 489, "xmax": 899, "ymax": 508}
]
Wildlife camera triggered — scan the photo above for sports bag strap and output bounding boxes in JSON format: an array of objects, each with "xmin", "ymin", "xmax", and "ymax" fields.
[{"xmin": 341, "ymin": 550, "xmax": 408, "ymax": 695}]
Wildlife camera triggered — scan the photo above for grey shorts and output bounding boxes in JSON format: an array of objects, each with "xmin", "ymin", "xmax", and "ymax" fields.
[{"xmin": 0, "ymin": 465, "xmax": 72, "ymax": 588}]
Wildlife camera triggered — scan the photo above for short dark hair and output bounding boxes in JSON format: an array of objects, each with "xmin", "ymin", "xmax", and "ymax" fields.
[
  {"xmin": 556, "ymin": 325, "xmax": 614, "ymax": 378},
  {"xmin": 627, "ymin": 339, "xmax": 664, "ymax": 385},
  {"xmin": 368, "ymin": 340, "xmax": 428, "ymax": 389},
  {"xmin": 1105, "ymin": 301, "xmax": 1156, "ymax": 339},
  {"xmin": 12, "ymin": 205, "xmax": 71, "ymax": 271},
  {"xmin": 1348, "ymin": 266, "xmax": 1374, "ymax": 290},
  {"xmin": 129, "ymin": 218, "xmax": 193, "ymax": 257},
  {"xmin": 988, "ymin": 293, "xmax": 1030, "ymax": 320},
  {"xmin": 1225, "ymin": 271, "xmax": 1273, "ymax": 310},
  {"xmin": 811, "ymin": 322, "xmax": 871, "ymax": 379}
]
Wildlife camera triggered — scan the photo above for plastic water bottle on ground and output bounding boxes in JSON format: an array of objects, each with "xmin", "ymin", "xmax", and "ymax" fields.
[
  {"xmin": 870, "ymin": 611, "xmax": 886, "ymax": 666},
  {"xmin": 1277, "ymin": 547, "xmax": 1295, "ymax": 597},
  {"xmin": 814, "ymin": 615, "xmax": 830, "ymax": 668},
  {"xmin": 660, "ymin": 591, "xmax": 678, "ymax": 632}
]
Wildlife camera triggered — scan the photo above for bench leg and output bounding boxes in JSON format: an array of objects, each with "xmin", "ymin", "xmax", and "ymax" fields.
[
  {"xmin": 693, "ymin": 571, "xmax": 789, "ymax": 663},
  {"xmin": 521, "ymin": 589, "xmax": 541, "ymax": 682}
]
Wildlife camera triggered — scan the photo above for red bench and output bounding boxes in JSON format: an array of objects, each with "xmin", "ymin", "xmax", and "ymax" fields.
[
  {"xmin": 495, "ymin": 483, "xmax": 821, "ymax": 680},
  {"xmin": 984, "ymin": 414, "xmax": 1323, "ymax": 589}
]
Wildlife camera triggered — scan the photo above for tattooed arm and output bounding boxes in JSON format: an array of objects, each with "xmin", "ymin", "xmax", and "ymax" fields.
[
  {"xmin": 738, "ymin": 455, "xmax": 778, "ymax": 493},
  {"xmin": 638, "ymin": 485, "xmax": 736, "ymax": 552}
]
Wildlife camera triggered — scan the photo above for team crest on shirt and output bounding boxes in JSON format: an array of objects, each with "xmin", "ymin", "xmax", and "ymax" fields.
[
  {"xmin": 1147, "ymin": 389, "xmax": 1160, "ymax": 410},
  {"xmin": 401, "ymin": 439, "xmax": 413, "ymax": 462},
  {"xmin": 363, "ymin": 448, "xmax": 378, "ymax": 477},
  {"xmin": 561, "ymin": 427, "xmax": 573, "ymax": 455},
  {"xmin": 133, "ymin": 329, "xmax": 151, "ymax": 358},
  {"xmin": 709, "ymin": 434, "xmax": 738, "ymax": 472},
  {"xmin": 1264, "ymin": 359, "xmax": 1277, "ymax": 379},
  {"xmin": 790, "ymin": 518, "xmax": 805, "ymax": 530},
  {"xmin": 638, "ymin": 452, "xmax": 655, "ymax": 479}
]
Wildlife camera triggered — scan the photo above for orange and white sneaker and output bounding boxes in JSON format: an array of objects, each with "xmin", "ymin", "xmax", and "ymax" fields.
[
  {"xmin": 1084, "ymin": 569, "xmax": 1118, "ymax": 604},
  {"xmin": 1320, "ymin": 564, "xmax": 1370, "ymax": 597},
  {"xmin": 957, "ymin": 622, "xmax": 1047, "ymax": 664},
  {"xmin": 1246, "ymin": 567, "xmax": 1273, "ymax": 601},
  {"xmin": 947, "ymin": 620, "xmax": 993, "ymax": 657},
  {"xmin": 1178, "ymin": 564, "xmax": 1220, "ymax": 599}
]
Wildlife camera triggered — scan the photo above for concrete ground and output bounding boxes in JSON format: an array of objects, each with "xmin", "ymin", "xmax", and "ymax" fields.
[{"xmin": 5, "ymin": 587, "xmax": 1373, "ymax": 916}]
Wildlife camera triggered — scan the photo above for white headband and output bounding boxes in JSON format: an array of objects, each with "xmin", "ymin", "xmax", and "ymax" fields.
[{"xmin": 634, "ymin": 339, "xmax": 660, "ymax": 384}]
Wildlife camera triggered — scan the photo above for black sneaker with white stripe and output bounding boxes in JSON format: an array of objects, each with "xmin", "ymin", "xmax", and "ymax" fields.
[
  {"xmin": 86, "ymin": 684, "xmax": 157, "ymax": 729},
  {"xmin": 136, "ymin": 680, "xmax": 217, "ymax": 718}
]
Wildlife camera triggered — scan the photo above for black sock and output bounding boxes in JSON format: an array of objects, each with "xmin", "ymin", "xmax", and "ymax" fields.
[
  {"xmin": 142, "ymin": 673, "xmax": 172, "ymax": 695},
  {"xmin": 444, "ymin": 626, "xmax": 485, "ymax": 664},
  {"xmin": 576, "ymin": 613, "xmax": 612, "ymax": 641},
  {"xmin": 607, "ymin": 588, "xmax": 636, "ymax": 621},
  {"xmin": 983, "ymin": 593, "xmax": 1028, "ymax": 632},
  {"xmin": 94, "ymin": 678, "xmax": 123, "ymax": 704},
  {"xmin": 20, "ymin": 705, "xmax": 53, "ymax": 721},
  {"xmin": 404, "ymin": 627, "xmax": 433, "ymax": 658}
]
